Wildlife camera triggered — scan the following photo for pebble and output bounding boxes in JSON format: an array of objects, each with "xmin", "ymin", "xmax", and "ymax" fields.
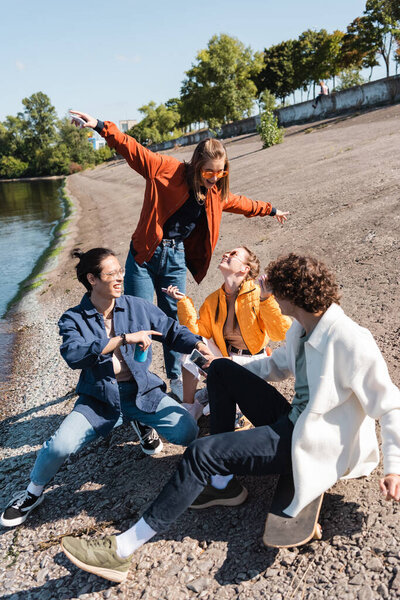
[
  {"xmin": 391, "ymin": 570, "xmax": 400, "ymax": 591},
  {"xmin": 186, "ymin": 577, "xmax": 212, "ymax": 593}
]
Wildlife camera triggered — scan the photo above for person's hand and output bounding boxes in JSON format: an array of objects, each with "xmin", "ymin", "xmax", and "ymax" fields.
[
  {"xmin": 163, "ymin": 285, "xmax": 185, "ymax": 300},
  {"xmin": 126, "ymin": 330, "xmax": 162, "ymax": 350},
  {"xmin": 258, "ymin": 274, "xmax": 273, "ymax": 300},
  {"xmin": 379, "ymin": 474, "xmax": 400, "ymax": 501},
  {"xmin": 70, "ymin": 110, "xmax": 98, "ymax": 129},
  {"xmin": 273, "ymin": 209, "xmax": 289, "ymax": 224},
  {"xmin": 195, "ymin": 342, "xmax": 217, "ymax": 368}
]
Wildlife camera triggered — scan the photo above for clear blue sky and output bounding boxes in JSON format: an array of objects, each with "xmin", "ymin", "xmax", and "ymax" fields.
[{"xmin": 1, "ymin": 0, "xmax": 395, "ymax": 124}]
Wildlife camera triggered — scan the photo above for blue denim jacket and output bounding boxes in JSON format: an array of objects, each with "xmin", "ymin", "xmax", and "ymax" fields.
[{"xmin": 58, "ymin": 293, "xmax": 201, "ymax": 436}]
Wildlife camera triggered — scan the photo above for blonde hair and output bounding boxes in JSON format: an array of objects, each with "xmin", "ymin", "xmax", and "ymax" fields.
[
  {"xmin": 186, "ymin": 138, "xmax": 230, "ymax": 203},
  {"xmin": 240, "ymin": 246, "xmax": 260, "ymax": 280}
]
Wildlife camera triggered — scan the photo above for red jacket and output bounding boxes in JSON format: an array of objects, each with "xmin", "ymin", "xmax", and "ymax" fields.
[{"xmin": 100, "ymin": 122, "xmax": 274, "ymax": 283}]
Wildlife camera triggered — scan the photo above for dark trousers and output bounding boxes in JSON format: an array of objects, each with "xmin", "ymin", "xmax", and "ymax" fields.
[{"xmin": 144, "ymin": 359, "xmax": 293, "ymax": 531}]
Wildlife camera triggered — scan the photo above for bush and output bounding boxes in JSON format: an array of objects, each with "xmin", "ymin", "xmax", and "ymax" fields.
[
  {"xmin": 336, "ymin": 68, "xmax": 365, "ymax": 91},
  {"xmin": 69, "ymin": 162, "xmax": 83, "ymax": 174},
  {"xmin": 257, "ymin": 111, "xmax": 284, "ymax": 149},
  {"xmin": 94, "ymin": 145, "xmax": 115, "ymax": 165},
  {"xmin": 0, "ymin": 156, "xmax": 29, "ymax": 178},
  {"xmin": 259, "ymin": 89, "xmax": 277, "ymax": 112}
]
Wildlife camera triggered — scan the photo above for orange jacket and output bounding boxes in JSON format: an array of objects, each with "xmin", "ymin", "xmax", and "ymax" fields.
[
  {"xmin": 99, "ymin": 122, "xmax": 274, "ymax": 283},
  {"xmin": 176, "ymin": 280, "xmax": 291, "ymax": 355}
]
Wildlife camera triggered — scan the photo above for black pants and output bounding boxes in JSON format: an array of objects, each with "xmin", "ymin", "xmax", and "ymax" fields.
[{"xmin": 144, "ymin": 359, "xmax": 293, "ymax": 531}]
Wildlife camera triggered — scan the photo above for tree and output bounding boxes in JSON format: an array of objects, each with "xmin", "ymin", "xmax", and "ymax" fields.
[
  {"xmin": 18, "ymin": 92, "xmax": 58, "ymax": 159},
  {"xmin": 0, "ymin": 92, "xmax": 113, "ymax": 178},
  {"xmin": 341, "ymin": 17, "xmax": 380, "ymax": 80},
  {"xmin": 358, "ymin": 0, "xmax": 400, "ymax": 77},
  {"xmin": 336, "ymin": 67, "xmax": 366, "ymax": 90},
  {"xmin": 0, "ymin": 156, "xmax": 28, "ymax": 178},
  {"xmin": 0, "ymin": 116, "xmax": 26, "ymax": 161},
  {"xmin": 58, "ymin": 118, "xmax": 96, "ymax": 167},
  {"xmin": 180, "ymin": 34, "xmax": 262, "ymax": 128},
  {"xmin": 297, "ymin": 29, "xmax": 333, "ymax": 98},
  {"xmin": 128, "ymin": 101, "xmax": 182, "ymax": 145},
  {"xmin": 255, "ymin": 40, "xmax": 299, "ymax": 105},
  {"xmin": 324, "ymin": 30, "xmax": 346, "ymax": 90}
]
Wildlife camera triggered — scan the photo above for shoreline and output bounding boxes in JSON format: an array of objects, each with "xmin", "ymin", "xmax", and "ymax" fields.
[
  {"xmin": 1, "ymin": 179, "xmax": 80, "ymax": 416},
  {"xmin": 0, "ymin": 175, "xmax": 65, "ymax": 183},
  {"xmin": 2, "ymin": 179, "xmax": 72, "ymax": 318}
]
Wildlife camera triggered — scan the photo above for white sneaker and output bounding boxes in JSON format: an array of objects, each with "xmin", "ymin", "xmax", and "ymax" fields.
[
  {"xmin": 181, "ymin": 400, "xmax": 203, "ymax": 421},
  {"xmin": 170, "ymin": 377, "xmax": 183, "ymax": 402},
  {"xmin": 195, "ymin": 387, "xmax": 209, "ymax": 406},
  {"xmin": 203, "ymin": 403, "xmax": 210, "ymax": 416}
]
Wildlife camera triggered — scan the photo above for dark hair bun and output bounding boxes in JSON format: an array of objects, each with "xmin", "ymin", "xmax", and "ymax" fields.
[{"xmin": 71, "ymin": 248, "xmax": 84, "ymax": 259}]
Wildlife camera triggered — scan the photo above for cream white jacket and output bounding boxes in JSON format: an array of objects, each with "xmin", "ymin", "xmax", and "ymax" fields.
[{"xmin": 245, "ymin": 303, "xmax": 400, "ymax": 516}]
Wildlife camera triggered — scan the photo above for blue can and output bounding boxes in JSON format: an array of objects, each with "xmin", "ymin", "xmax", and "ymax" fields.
[{"xmin": 134, "ymin": 344, "xmax": 148, "ymax": 362}]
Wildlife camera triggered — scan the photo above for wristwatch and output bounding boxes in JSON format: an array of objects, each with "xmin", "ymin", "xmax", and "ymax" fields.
[{"xmin": 120, "ymin": 333, "xmax": 127, "ymax": 347}]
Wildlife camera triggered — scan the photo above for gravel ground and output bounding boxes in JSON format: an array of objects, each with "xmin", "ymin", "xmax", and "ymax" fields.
[{"xmin": 0, "ymin": 104, "xmax": 399, "ymax": 599}]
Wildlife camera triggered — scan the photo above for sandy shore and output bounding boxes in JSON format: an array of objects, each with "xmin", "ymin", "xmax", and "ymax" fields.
[{"xmin": 1, "ymin": 105, "xmax": 400, "ymax": 599}]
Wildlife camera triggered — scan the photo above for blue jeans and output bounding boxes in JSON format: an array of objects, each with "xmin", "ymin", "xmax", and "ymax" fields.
[
  {"xmin": 124, "ymin": 241, "xmax": 187, "ymax": 380},
  {"xmin": 30, "ymin": 382, "xmax": 198, "ymax": 487}
]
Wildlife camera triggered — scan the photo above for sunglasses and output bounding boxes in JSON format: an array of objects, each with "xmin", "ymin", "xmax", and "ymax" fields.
[{"xmin": 201, "ymin": 169, "xmax": 228, "ymax": 180}]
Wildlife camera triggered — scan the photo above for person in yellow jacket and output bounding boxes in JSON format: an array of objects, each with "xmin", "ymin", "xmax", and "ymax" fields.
[{"xmin": 165, "ymin": 246, "xmax": 291, "ymax": 420}]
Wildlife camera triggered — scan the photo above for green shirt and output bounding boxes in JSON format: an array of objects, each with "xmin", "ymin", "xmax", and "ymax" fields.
[{"xmin": 288, "ymin": 330, "xmax": 311, "ymax": 425}]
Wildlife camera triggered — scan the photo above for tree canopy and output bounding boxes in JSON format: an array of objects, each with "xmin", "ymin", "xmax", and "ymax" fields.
[
  {"xmin": 0, "ymin": 92, "xmax": 111, "ymax": 179},
  {"xmin": 180, "ymin": 34, "xmax": 262, "ymax": 128}
]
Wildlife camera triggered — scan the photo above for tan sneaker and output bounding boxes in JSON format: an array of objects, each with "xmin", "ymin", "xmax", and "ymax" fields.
[{"xmin": 61, "ymin": 535, "xmax": 132, "ymax": 583}]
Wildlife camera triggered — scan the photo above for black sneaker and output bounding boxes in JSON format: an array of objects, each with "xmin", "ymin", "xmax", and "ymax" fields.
[
  {"xmin": 1, "ymin": 490, "xmax": 44, "ymax": 527},
  {"xmin": 190, "ymin": 478, "xmax": 248, "ymax": 509},
  {"xmin": 131, "ymin": 420, "xmax": 163, "ymax": 455}
]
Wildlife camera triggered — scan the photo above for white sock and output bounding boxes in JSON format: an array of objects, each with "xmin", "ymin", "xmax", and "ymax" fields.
[
  {"xmin": 27, "ymin": 482, "xmax": 44, "ymax": 497},
  {"xmin": 210, "ymin": 474, "xmax": 233, "ymax": 490},
  {"xmin": 116, "ymin": 517, "xmax": 157, "ymax": 559}
]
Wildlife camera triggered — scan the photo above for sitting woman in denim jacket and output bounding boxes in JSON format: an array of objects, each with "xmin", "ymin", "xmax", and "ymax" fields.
[
  {"xmin": 165, "ymin": 246, "xmax": 291, "ymax": 422},
  {"xmin": 1, "ymin": 247, "xmax": 213, "ymax": 528}
]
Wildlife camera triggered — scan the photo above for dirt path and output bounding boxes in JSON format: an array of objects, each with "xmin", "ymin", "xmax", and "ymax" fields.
[{"xmin": 1, "ymin": 104, "xmax": 399, "ymax": 600}]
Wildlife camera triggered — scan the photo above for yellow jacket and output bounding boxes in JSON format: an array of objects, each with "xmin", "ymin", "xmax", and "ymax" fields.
[{"xmin": 177, "ymin": 279, "xmax": 291, "ymax": 356}]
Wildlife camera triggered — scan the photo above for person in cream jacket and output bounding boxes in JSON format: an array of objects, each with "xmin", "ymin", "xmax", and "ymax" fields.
[{"xmin": 244, "ymin": 298, "xmax": 400, "ymax": 515}]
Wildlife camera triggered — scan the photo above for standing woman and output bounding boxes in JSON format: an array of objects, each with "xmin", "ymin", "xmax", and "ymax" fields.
[{"xmin": 70, "ymin": 110, "xmax": 289, "ymax": 400}]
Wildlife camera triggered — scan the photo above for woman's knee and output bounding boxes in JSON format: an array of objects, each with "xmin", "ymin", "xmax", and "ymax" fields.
[
  {"xmin": 207, "ymin": 357, "xmax": 232, "ymax": 381},
  {"xmin": 165, "ymin": 413, "xmax": 199, "ymax": 446}
]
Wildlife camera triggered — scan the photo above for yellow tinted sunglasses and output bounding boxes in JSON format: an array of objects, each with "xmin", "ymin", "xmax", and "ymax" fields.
[{"xmin": 201, "ymin": 169, "xmax": 228, "ymax": 180}]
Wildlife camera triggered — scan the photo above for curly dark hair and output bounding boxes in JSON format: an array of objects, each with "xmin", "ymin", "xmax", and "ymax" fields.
[{"xmin": 266, "ymin": 253, "xmax": 341, "ymax": 313}]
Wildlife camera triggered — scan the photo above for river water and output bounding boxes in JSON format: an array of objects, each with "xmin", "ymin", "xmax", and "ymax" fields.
[{"xmin": 0, "ymin": 179, "xmax": 67, "ymax": 387}]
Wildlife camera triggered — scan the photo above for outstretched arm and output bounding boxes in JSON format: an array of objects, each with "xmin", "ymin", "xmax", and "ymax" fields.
[
  {"xmin": 69, "ymin": 110, "xmax": 173, "ymax": 179},
  {"xmin": 223, "ymin": 192, "xmax": 289, "ymax": 225}
]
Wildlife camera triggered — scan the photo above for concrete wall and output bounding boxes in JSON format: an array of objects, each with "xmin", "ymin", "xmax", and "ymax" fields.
[
  {"xmin": 149, "ymin": 115, "xmax": 261, "ymax": 152},
  {"xmin": 277, "ymin": 74, "xmax": 400, "ymax": 127},
  {"xmin": 148, "ymin": 75, "xmax": 400, "ymax": 151}
]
